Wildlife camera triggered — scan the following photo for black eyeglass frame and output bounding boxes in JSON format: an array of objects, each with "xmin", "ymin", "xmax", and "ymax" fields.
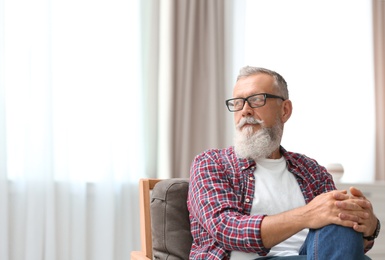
[{"xmin": 225, "ymin": 93, "xmax": 286, "ymax": 112}]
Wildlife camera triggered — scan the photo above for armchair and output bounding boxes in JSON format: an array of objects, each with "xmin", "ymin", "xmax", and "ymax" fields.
[{"xmin": 130, "ymin": 178, "xmax": 192, "ymax": 260}]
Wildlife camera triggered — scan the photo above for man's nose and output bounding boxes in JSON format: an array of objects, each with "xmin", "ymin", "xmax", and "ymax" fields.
[{"xmin": 241, "ymin": 101, "xmax": 254, "ymax": 116}]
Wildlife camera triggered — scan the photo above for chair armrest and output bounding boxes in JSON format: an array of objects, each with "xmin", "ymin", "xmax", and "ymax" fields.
[{"xmin": 130, "ymin": 251, "xmax": 151, "ymax": 260}]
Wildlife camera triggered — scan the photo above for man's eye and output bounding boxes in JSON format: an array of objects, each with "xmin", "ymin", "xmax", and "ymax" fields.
[
  {"xmin": 249, "ymin": 97, "xmax": 262, "ymax": 103},
  {"xmin": 233, "ymin": 100, "xmax": 244, "ymax": 108}
]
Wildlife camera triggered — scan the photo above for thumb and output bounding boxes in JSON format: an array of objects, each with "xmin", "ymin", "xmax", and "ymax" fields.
[{"xmin": 349, "ymin": 186, "xmax": 365, "ymax": 198}]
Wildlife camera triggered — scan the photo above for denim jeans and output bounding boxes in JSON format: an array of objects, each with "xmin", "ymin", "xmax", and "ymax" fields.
[{"xmin": 256, "ymin": 224, "xmax": 371, "ymax": 260}]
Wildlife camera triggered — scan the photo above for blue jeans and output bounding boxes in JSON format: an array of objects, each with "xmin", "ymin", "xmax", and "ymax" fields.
[{"xmin": 256, "ymin": 224, "xmax": 371, "ymax": 260}]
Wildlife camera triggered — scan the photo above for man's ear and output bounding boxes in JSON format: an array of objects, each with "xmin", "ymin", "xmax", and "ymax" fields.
[{"xmin": 281, "ymin": 100, "xmax": 292, "ymax": 123}]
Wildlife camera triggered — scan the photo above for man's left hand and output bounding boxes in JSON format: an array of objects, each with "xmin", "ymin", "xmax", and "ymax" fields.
[{"xmin": 334, "ymin": 187, "xmax": 377, "ymax": 237}]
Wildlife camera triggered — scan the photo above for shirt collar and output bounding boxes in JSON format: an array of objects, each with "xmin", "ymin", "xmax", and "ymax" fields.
[{"xmin": 235, "ymin": 146, "xmax": 294, "ymax": 171}]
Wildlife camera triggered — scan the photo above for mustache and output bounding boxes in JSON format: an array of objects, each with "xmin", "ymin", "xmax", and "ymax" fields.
[{"xmin": 236, "ymin": 117, "xmax": 264, "ymax": 130}]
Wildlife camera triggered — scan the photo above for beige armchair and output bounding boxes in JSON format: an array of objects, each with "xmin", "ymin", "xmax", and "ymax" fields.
[{"xmin": 130, "ymin": 178, "xmax": 192, "ymax": 260}]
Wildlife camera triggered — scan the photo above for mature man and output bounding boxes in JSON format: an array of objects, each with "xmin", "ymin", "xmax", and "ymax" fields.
[{"xmin": 187, "ymin": 66, "xmax": 380, "ymax": 259}]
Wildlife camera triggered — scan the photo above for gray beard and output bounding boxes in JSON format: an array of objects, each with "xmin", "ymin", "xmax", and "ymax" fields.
[{"xmin": 234, "ymin": 123, "xmax": 282, "ymax": 160}]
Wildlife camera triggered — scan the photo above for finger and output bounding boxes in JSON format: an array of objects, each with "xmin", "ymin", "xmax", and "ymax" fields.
[
  {"xmin": 339, "ymin": 212, "xmax": 360, "ymax": 223},
  {"xmin": 353, "ymin": 199, "xmax": 372, "ymax": 209},
  {"xmin": 349, "ymin": 194, "xmax": 364, "ymax": 200},
  {"xmin": 352, "ymin": 222, "xmax": 367, "ymax": 233},
  {"xmin": 335, "ymin": 219, "xmax": 358, "ymax": 229},
  {"xmin": 335, "ymin": 198, "xmax": 371, "ymax": 209},
  {"xmin": 339, "ymin": 211, "xmax": 370, "ymax": 222},
  {"xmin": 334, "ymin": 200, "xmax": 366, "ymax": 211},
  {"xmin": 333, "ymin": 191, "xmax": 349, "ymax": 200},
  {"xmin": 350, "ymin": 187, "xmax": 366, "ymax": 199}
]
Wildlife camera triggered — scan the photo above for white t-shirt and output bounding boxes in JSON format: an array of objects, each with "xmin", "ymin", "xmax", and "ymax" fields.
[{"xmin": 230, "ymin": 157, "xmax": 309, "ymax": 260}]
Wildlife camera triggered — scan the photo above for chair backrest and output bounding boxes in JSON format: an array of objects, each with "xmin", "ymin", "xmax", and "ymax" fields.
[
  {"xmin": 138, "ymin": 179, "xmax": 161, "ymax": 259},
  {"xmin": 151, "ymin": 178, "xmax": 192, "ymax": 259},
  {"xmin": 136, "ymin": 178, "xmax": 192, "ymax": 260}
]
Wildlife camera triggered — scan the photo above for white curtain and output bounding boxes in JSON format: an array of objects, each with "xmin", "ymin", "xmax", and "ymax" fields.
[
  {"xmin": 242, "ymin": 0, "xmax": 375, "ymax": 183},
  {"xmin": 0, "ymin": 0, "xmax": 143, "ymax": 259}
]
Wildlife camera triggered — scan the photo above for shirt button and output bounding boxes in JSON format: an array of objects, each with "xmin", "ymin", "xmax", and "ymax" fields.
[
  {"xmin": 241, "ymin": 166, "xmax": 246, "ymax": 170},
  {"xmin": 249, "ymin": 176, "xmax": 254, "ymax": 181},
  {"xmin": 245, "ymin": 198, "xmax": 250, "ymax": 203}
]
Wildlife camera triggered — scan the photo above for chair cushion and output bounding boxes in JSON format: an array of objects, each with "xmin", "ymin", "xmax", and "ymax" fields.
[{"xmin": 151, "ymin": 178, "xmax": 192, "ymax": 260}]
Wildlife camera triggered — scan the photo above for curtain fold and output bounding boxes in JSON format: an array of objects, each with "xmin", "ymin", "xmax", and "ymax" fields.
[
  {"xmin": 5, "ymin": 181, "xmax": 140, "ymax": 260},
  {"xmin": 172, "ymin": 0, "xmax": 227, "ymax": 178},
  {"xmin": 147, "ymin": 0, "xmax": 235, "ymax": 178},
  {"xmin": 373, "ymin": 0, "xmax": 385, "ymax": 181}
]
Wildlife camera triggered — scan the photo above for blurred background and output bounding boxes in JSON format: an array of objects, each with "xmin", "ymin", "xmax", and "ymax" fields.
[{"xmin": 0, "ymin": 0, "xmax": 384, "ymax": 259}]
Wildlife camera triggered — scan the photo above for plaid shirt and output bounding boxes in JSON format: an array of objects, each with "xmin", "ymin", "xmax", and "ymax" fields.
[{"xmin": 188, "ymin": 146, "xmax": 362, "ymax": 259}]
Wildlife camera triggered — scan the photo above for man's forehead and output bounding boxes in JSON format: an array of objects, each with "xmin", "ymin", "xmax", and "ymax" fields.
[{"xmin": 233, "ymin": 74, "xmax": 274, "ymax": 95}]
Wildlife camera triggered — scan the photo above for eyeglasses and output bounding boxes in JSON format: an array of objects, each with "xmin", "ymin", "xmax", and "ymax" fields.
[{"xmin": 225, "ymin": 93, "xmax": 285, "ymax": 112}]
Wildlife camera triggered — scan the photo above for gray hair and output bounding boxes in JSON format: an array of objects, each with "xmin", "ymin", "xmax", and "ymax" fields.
[{"xmin": 237, "ymin": 66, "xmax": 289, "ymax": 99}]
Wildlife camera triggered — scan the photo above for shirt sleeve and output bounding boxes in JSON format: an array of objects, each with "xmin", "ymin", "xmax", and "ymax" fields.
[{"xmin": 188, "ymin": 150, "xmax": 270, "ymax": 255}]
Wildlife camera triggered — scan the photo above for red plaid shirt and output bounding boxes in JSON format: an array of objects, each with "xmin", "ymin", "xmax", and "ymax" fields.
[{"xmin": 188, "ymin": 146, "xmax": 341, "ymax": 259}]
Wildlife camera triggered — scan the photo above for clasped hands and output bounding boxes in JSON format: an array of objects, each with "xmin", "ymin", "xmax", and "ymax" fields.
[
  {"xmin": 333, "ymin": 187, "xmax": 377, "ymax": 238},
  {"xmin": 307, "ymin": 187, "xmax": 377, "ymax": 239}
]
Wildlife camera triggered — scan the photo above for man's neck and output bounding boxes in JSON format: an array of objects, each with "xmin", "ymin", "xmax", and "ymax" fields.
[{"xmin": 268, "ymin": 149, "xmax": 282, "ymax": 159}]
